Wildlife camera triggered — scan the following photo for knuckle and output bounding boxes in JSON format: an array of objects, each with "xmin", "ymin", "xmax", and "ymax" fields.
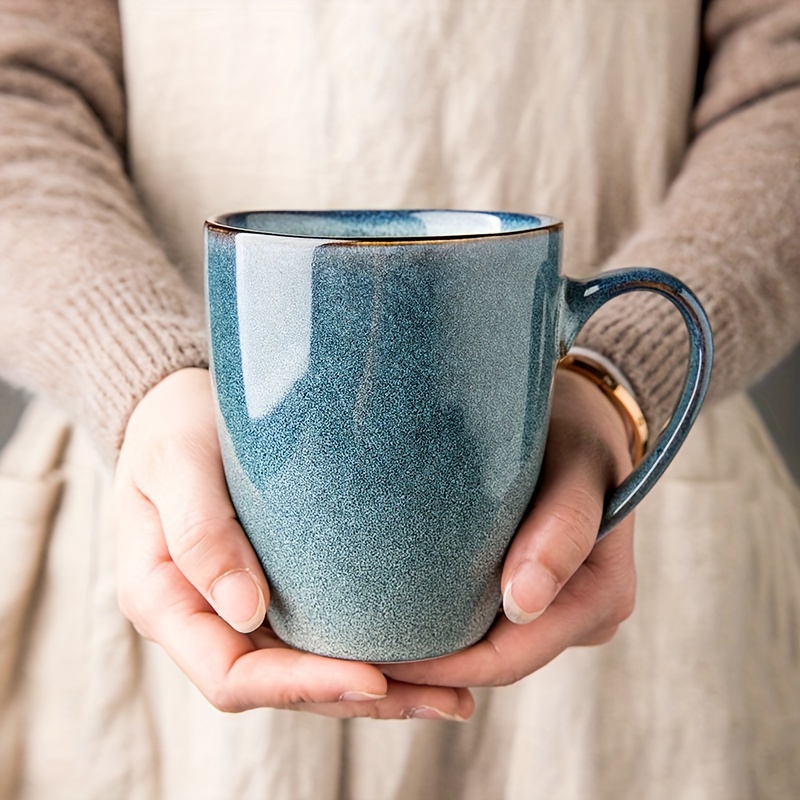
[
  {"xmin": 266, "ymin": 685, "xmax": 320, "ymax": 711},
  {"xmin": 130, "ymin": 619, "xmax": 154, "ymax": 640},
  {"xmin": 169, "ymin": 516, "xmax": 220, "ymax": 574},
  {"xmin": 116, "ymin": 590, "xmax": 153, "ymax": 640},
  {"xmin": 140, "ymin": 435, "xmax": 203, "ymax": 496},
  {"xmin": 584, "ymin": 624, "xmax": 619, "ymax": 646},
  {"xmin": 605, "ymin": 556, "xmax": 637, "ymax": 627},
  {"xmin": 489, "ymin": 667, "xmax": 524, "ymax": 688},
  {"xmin": 538, "ymin": 495, "xmax": 599, "ymax": 582},
  {"xmin": 149, "ymin": 429, "xmax": 213, "ymax": 477},
  {"xmin": 208, "ymin": 692, "xmax": 235, "ymax": 714},
  {"xmin": 370, "ymin": 703, "xmax": 400, "ymax": 720},
  {"xmin": 611, "ymin": 585, "xmax": 636, "ymax": 626},
  {"xmin": 483, "ymin": 639, "xmax": 526, "ymax": 688},
  {"xmin": 116, "ymin": 562, "xmax": 176, "ymax": 642},
  {"xmin": 551, "ymin": 496, "xmax": 598, "ymax": 555},
  {"xmin": 206, "ymin": 683, "xmax": 245, "ymax": 714}
]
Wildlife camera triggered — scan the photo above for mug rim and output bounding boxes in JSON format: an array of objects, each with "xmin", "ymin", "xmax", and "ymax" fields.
[{"xmin": 205, "ymin": 209, "xmax": 563, "ymax": 242}]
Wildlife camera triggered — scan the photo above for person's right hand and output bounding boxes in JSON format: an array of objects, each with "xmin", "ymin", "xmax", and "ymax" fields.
[{"xmin": 114, "ymin": 367, "xmax": 473, "ymax": 721}]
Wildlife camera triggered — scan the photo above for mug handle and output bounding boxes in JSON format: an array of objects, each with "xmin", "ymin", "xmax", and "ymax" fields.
[{"xmin": 560, "ymin": 267, "xmax": 714, "ymax": 539}]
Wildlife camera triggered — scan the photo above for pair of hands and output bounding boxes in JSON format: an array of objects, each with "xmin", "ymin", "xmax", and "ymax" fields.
[{"xmin": 115, "ymin": 367, "xmax": 636, "ymax": 722}]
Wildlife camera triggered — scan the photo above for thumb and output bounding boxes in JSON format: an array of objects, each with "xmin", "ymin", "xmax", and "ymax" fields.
[
  {"xmin": 501, "ymin": 370, "xmax": 631, "ymax": 623},
  {"xmin": 122, "ymin": 368, "xmax": 269, "ymax": 634}
]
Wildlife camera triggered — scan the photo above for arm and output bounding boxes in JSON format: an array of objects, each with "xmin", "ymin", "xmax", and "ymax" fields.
[
  {"xmin": 0, "ymin": 0, "xmax": 206, "ymax": 460},
  {"xmin": 0, "ymin": 0, "xmax": 473, "ymax": 720},
  {"xmin": 388, "ymin": 0, "xmax": 800, "ymax": 689},
  {"xmin": 578, "ymin": 0, "xmax": 800, "ymax": 432}
]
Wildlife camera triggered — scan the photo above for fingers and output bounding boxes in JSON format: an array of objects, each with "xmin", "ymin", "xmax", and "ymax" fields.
[
  {"xmin": 501, "ymin": 370, "xmax": 632, "ymax": 625},
  {"xmin": 501, "ymin": 488, "xmax": 600, "ymax": 625},
  {"xmin": 116, "ymin": 368, "xmax": 475, "ymax": 720},
  {"xmin": 385, "ymin": 519, "xmax": 635, "ymax": 688},
  {"xmin": 120, "ymin": 495, "xmax": 473, "ymax": 717},
  {"xmin": 119, "ymin": 369, "xmax": 269, "ymax": 634},
  {"xmin": 146, "ymin": 566, "xmax": 386, "ymax": 712},
  {"xmin": 145, "ymin": 445, "xmax": 268, "ymax": 634},
  {"xmin": 385, "ymin": 370, "xmax": 638, "ymax": 690},
  {"xmin": 119, "ymin": 491, "xmax": 370, "ymax": 711},
  {"xmin": 301, "ymin": 684, "xmax": 474, "ymax": 721}
]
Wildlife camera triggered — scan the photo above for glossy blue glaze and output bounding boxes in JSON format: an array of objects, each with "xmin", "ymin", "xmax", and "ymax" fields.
[
  {"xmin": 561, "ymin": 269, "xmax": 713, "ymax": 537},
  {"xmin": 205, "ymin": 210, "xmax": 712, "ymax": 661}
]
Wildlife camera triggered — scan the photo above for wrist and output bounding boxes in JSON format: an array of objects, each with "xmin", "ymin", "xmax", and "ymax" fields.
[{"xmin": 558, "ymin": 349, "xmax": 649, "ymax": 466}]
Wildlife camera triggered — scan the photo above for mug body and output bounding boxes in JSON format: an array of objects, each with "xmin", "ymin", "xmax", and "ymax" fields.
[{"xmin": 205, "ymin": 210, "xmax": 563, "ymax": 661}]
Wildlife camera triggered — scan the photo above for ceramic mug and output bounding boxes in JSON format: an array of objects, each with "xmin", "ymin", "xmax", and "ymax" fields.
[{"xmin": 205, "ymin": 210, "xmax": 712, "ymax": 662}]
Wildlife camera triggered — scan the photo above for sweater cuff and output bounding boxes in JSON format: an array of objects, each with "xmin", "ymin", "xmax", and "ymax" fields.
[
  {"xmin": 574, "ymin": 238, "xmax": 701, "ymax": 435},
  {"xmin": 1, "ymin": 220, "xmax": 210, "ymax": 463},
  {"xmin": 38, "ymin": 273, "xmax": 209, "ymax": 462},
  {"xmin": 79, "ymin": 279, "xmax": 209, "ymax": 461}
]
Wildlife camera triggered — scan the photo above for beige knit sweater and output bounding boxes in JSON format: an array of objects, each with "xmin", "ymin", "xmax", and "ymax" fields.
[{"xmin": 0, "ymin": 0, "xmax": 799, "ymax": 460}]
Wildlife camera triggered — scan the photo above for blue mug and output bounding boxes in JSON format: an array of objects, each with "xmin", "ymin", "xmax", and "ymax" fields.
[{"xmin": 205, "ymin": 210, "xmax": 712, "ymax": 662}]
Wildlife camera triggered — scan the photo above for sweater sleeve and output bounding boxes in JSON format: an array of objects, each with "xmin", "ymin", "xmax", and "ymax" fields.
[
  {"xmin": 0, "ymin": 0, "xmax": 208, "ymax": 461},
  {"xmin": 577, "ymin": 0, "xmax": 800, "ymax": 433}
]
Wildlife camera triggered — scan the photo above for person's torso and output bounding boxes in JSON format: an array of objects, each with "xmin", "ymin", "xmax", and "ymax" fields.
[{"xmin": 120, "ymin": 0, "xmax": 700, "ymax": 288}]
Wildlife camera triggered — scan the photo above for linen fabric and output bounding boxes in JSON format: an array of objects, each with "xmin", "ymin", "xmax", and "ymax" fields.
[
  {"xmin": 0, "ymin": 0, "xmax": 799, "ymax": 797},
  {"xmin": 2, "ymin": 394, "xmax": 799, "ymax": 799},
  {"xmin": 0, "ymin": 0, "xmax": 798, "ymax": 455}
]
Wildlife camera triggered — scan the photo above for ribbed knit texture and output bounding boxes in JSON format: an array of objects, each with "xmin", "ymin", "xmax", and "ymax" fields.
[
  {"xmin": 578, "ymin": 0, "xmax": 800, "ymax": 430},
  {"xmin": 0, "ymin": 0, "xmax": 208, "ymax": 461},
  {"xmin": 0, "ymin": 0, "xmax": 799, "ymax": 455}
]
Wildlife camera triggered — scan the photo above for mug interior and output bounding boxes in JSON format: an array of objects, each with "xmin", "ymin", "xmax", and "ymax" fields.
[{"xmin": 208, "ymin": 209, "xmax": 559, "ymax": 240}]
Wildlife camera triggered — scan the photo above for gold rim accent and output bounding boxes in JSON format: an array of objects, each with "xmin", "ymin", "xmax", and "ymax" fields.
[{"xmin": 205, "ymin": 209, "xmax": 563, "ymax": 243}]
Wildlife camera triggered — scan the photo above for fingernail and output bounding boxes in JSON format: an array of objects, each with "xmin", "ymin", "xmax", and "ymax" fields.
[
  {"xmin": 503, "ymin": 561, "xmax": 559, "ymax": 625},
  {"xmin": 210, "ymin": 569, "xmax": 266, "ymax": 633},
  {"xmin": 404, "ymin": 706, "xmax": 468, "ymax": 722},
  {"xmin": 338, "ymin": 691, "xmax": 387, "ymax": 703}
]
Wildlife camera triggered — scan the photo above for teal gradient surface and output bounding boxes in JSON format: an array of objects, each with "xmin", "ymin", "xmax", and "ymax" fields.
[{"xmin": 206, "ymin": 210, "xmax": 712, "ymax": 661}]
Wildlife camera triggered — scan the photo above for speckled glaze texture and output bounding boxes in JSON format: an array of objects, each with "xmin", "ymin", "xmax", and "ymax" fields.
[
  {"xmin": 562, "ymin": 269, "xmax": 713, "ymax": 538},
  {"xmin": 205, "ymin": 210, "xmax": 712, "ymax": 662}
]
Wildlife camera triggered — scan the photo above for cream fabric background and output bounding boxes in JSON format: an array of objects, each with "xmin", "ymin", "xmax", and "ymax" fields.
[
  {"xmin": 3, "ymin": 395, "xmax": 798, "ymax": 799},
  {"xmin": 1, "ymin": 1, "xmax": 798, "ymax": 797},
  {"xmin": 120, "ymin": 0, "xmax": 698, "ymax": 286}
]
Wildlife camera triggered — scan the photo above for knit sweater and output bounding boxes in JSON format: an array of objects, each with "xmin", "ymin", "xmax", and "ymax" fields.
[{"xmin": 0, "ymin": 0, "xmax": 799, "ymax": 461}]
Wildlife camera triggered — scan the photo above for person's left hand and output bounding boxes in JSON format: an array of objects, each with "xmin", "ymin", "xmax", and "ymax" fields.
[
  {"xmin": 383, "ymin": 369, "xmax": 637, "ymax": 689},
  {"xmin": 114, "ymin": 368, "xmax": 475, "ymax": 721}
]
